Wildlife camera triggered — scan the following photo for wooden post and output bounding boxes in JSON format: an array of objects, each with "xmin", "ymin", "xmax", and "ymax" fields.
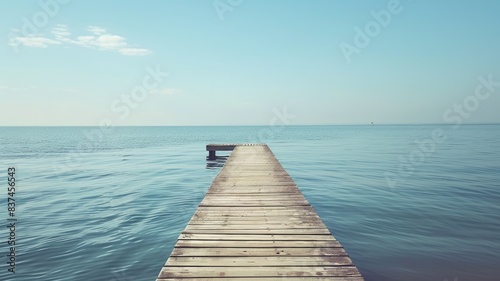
[{"xmin": 208, "ymin": 150, "xmax": 216, "ymax": 160}]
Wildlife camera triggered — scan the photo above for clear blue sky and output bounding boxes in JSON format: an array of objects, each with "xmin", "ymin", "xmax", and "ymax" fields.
[{"xmin": 1, "ymin": 0, "xmax": 500, "ymax": 126}]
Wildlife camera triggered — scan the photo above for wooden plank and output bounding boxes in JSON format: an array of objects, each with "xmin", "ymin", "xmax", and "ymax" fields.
[
  {"xmin": 195, "ymin": 206, "xmax": 316, "ymax": 212},
  {"xmin": 211, "ymin": 182, "xmax": 297, "ymax": 186},
  {"xmin": 165, "ymin": 256, "xmax": 353, "ymax": 266},
  {"xmin": 216, "ymin": 174, "xmax": 293, "ymax": 179},
  {"xmin": 170, "ymin": 247, "xmax": 348, "ymax": 257},
  {"xmin": 188, "ymin": 220, "xmax": 325, "ymax": 225},
  {"xmin": 192, "ymin": 213, "xmax": 320, "ymax": 218},
  {"xmin": 201, "ymin": 198, "xmax": 308, "ymax": 202},
  {"xmin": 190, "ymin": 214, "xmax": 321, "ymax": 221},
  {"xmin": 156, "ymin": 144, "xmax": 364, "ymax": 280},
  {"xmin": 157, "ymin": 276, "xmax": 365, "ymax": 281},
  {"xmin": 194, "ymin": 212, "xmax": 314, "ymax": 216},
  {"xmin": 184, "ymin": 224, "xmax": 326, "ymax": 230},
  {"xmin": 215, "ymin": 171, "xmax": 291, "ymax": 176},
  {"xmin": 199, "ymin": 201, "xmax": 310, "ymax": 206},
  {"xmin": 203, "ymin": 194, "xmax": 306, "ymax": 198},
  {"xmin": 185, "ymin": 223, "xmax": 326, "ymax": 229},
  {"xmin": 206, "ymin": 144, "xmax": 237, "ymax": 151},
  {"xmin": 202, "ymin": 197, "xmax": 307, "ymax": 201},
  {"xmin": 189, "ymin": 215, "xmax": 321, "ymax": 221},
  {"xmin": 208, "ymin": 188, "xmax": 299, "ymax": 193},
  {"xmin": 158, "ymin": 266, "xmax": 362, "ymax": 278},
  {"xmin": 199, "ymin": 203, "xmax": 311, "ymax": 207},
  {"xmin": 207, "ymin": 189, "xmax": 300, "ymax": 193},
  {"xmin": 159, "ymin": 276, "xmax": 363, "ymax": 281},
  {"xmin": 178, "ymin": 234, "xmax": 336, "ymax": 241},
  {"xmin": 175, "ymin": 240, "xmax": 342, "ymax": 248},
  {"xmin": 194, "ymin": 210, "xmax": 320, "ymax": 220},
  {"xmin": 192, "ymin": 212, "xmax": 320, "ymax": 216},
  {"xmin": 192, "ymin": 214, "xmax": 319, "ymax": 218},
  {"xmin": 182, "ymin": 229, "xmax": 332, "ymax": 235},
  {"xmin": 200, "ymin": 198, "xmax": 309, "ymax": 202}
]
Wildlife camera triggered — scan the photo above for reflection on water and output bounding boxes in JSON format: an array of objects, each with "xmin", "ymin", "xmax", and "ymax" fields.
[{"xmin": 206, "ymin": 155, "xmax": 229, "ymax": 169}]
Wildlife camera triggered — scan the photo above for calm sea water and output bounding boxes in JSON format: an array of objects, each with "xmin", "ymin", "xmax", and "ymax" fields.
[{"xmin": 0, "ymin": 125, "xmax": 499, "ymax": 281}]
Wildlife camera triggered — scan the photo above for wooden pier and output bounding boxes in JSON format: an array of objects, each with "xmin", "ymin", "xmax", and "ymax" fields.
[
  {"xmin": 156, "ymin": 144, "xmax": 364, "ymax": 280},
  {"xmin": 206, "ymin": 144, "xmax": 237, "ymax": 160}
]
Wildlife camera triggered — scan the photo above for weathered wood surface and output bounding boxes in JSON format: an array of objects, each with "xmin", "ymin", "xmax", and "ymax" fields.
[
  {"xmin": 206, "ymin": 144, "xmax": 238, "ymax": 151},
  {"xmin": 156, "ymin": 144, "xmax": 364, "ymax": 280}
]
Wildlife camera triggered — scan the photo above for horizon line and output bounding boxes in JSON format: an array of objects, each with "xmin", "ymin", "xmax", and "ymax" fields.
[{"xmin": 1, "ymin": 123, "xmax": 500, "ymax": 127}]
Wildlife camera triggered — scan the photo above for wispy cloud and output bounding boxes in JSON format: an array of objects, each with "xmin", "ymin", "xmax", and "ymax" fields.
[
  {"xmin": 78, "ymin": 34, "xmax": 127, "ymax": 49},
  {"xmin": 10, "ymin": 35, "xmax": 60, "ymax": 48},
  {"xmin": 52, "ymin": 25, "xmax": 71, "ymax": 38},
  {"xmin": 9, "ymin": 24, "xmax": 152, "ymax": 56},
  {"xmin": 87, "ymin": 26, "xmax": 106, "ymax": 35}
]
